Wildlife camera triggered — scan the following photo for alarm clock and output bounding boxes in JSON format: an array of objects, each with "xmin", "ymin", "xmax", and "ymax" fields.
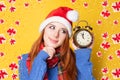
[{"xmin": 73, "ymin": 20, "xmax": 93, "ymax": 48}]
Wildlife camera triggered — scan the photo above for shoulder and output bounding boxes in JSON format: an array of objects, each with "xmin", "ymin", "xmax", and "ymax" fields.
[
  {"xmin": 22, "ymin": 53, "xmax": 28, "ymax": 58},
  {"xmin": 20, "ymin": 53, "xmax": 29, "ymax": 61}
]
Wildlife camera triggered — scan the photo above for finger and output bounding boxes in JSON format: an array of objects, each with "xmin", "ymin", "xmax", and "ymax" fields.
[
  {"xmin": 45, "ymin": 47, "xmax": 55, "ymax": 59},
  {"xmin": 48, "ymin": 47, "xmax": 55, "ymax": 54}
]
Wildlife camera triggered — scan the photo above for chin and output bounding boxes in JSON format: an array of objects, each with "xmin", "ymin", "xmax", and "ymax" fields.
[
  {"xmin": 46, "ymin": 43, "xmax": 58, "ymax": 48},
  {"xmin": 51, "ymin": 45, "xmax": 58, "ymax": 48}
]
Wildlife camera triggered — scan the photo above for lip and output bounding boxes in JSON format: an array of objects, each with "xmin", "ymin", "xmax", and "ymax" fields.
[{"xmin": 49, "ymin": 37, "xmax": 58, "ymax": 44}]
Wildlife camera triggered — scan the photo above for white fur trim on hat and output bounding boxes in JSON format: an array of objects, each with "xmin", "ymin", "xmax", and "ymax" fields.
[
  {"xmin": 39, "ymin": 16, "xmax": 72, "ymax": 37},
  {"xmin": 67, "ymin": 10, "xmax": 79, "ymax": 22}
]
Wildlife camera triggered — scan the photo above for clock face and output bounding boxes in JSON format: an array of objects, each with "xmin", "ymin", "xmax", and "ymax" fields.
[{"xmin": 74, "ymin": 29, "xmax": 93, "ymax": 48}]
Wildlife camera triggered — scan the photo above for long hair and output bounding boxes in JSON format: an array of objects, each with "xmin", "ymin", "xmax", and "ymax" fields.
[{"xmin": 29, "ymin": 31, "xmax": 77, "ymax": 80}]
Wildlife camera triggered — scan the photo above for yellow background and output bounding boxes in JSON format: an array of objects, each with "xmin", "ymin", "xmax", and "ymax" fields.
[{"xmin": 0, "ymin": 0, "xmax": 120, "ymax": 80}]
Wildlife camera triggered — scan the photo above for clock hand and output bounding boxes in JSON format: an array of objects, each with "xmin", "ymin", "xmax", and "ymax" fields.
[{"xmin": 82, "ymin": 33, "xmax": 84, "ymax": 39}]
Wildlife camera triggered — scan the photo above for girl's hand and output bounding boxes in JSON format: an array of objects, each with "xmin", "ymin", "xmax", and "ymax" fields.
[
  {"xmin": 70, "ymin": 38, "xmax": 79, "ymax": 50},
  {"xmin": 43, "ymin": 47, "xmax": 55, "ymax": 59}
]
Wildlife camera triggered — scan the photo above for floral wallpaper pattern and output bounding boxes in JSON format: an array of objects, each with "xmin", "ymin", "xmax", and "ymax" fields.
[{"xmin": 0, "ymin": 0, "xmax": 120, "ymax": 80}]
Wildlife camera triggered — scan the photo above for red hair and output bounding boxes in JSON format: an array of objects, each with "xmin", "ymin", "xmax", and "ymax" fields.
[{"xmin": 29, "ymin": 31, "xmax": 77, "ymax": 80}]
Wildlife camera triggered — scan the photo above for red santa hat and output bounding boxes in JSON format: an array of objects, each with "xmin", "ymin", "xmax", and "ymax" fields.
[{"xmin": 39, "ymin": 6, "xmax": 79, "ymax": 37}]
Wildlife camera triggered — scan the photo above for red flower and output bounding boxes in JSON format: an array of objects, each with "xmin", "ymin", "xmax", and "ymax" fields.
[
  {"xmin": 9, "ymin": 63, "xmax": 18, "ymax": 70},
  {"xmin": 7, "ymin": 28, "xmax": 16, "ymax": 36},
  {"xmin": 0, "ymin": 2, "xmax": 6, "ymax": 11},
  {"xmin": 71, "ymin": 0, "xmax": 76, "ymax": 3},
  {"xmin": 108, "ymin": 55, "xmax": 113, "ymax": 60},
  {"xmin": 113, "ymin": 20, "xmax": 118, "ymax": 25},
  {"xmin": 102, "ymin": 67, "xmax": 108, "ymax": 74},
  {"xmin": 0, "ymin": 35, "xmax": 6, "ymax": 44},
  {"xmin": 15, "ymin": 21, "xmax": 20, "ymax": 25},
  {"xmin": 101, "ymin": 41, "xmax": 110, "ymax": 50},
  {"xmin": 24, "ymin": 2, "xmax": 29, "ymax": 7},
  {"xmin": 112, "ymin": 68, "xmax": 120, "ymax": 78},
  {"xmin": 101, "ymin": 10, "xmax": 110, "ymax": 18},
  {"xmin": 116, "ymin": 49, "xmax": 120, "ymax": 58},
  {"xmin": 0, "ymin": 19, "xmax": 4, "ymax": 24},
  {"xmin": 38, "ymin": 0, "xmax": 41, "ymax": 2},
  {"xmin": 102, "ymin": 32, "xmax": 108, "ymax": 39},
  {"xmin": 101, "ymin": 76, "xmax": 109, "ymax": 80},
  {"xmin": 96, "ymin": 51, "xmax": 102, "ymax": 57},
  {"xmin": 17, "ymin": 55, "xmax": 22, "ymax": 60},
  {"xmin": 10, "ymin": 39, "xmax": 16, "ymax": 45},
  {"xmin": 102, "ymin": 1, "xmax": 108, "ymax": 7},
  {"xmin": 112, "ymin": 1, "xmax": 120, "ymax": 12},
  {"xmin": 10, "ymin": 6, "xmax": 16, "ymax": 12},
  {"xmin": 84, "ymin": 2, "xmax": 88, "ymax": 7},
  {"xmin": 0, "ymin": 70, "xmax": 8, "ymax": 79},
  {"xmin": 0, "ymin": 52, "xmax": 4, "ymax": 57},
  {"xmin": 8, "ymin": 0, "xmax": 16, "ymax": 3},
  {"xmin": 97, "ymin": 20, "xmax": 102, "ymax": 25},
  {"xmin": 12, "ymin": 73, "xmax": 17, "ymax": 80},
  {"xmin": 112, "ymin": 33, "xmax": 120, "ymax": 44}
]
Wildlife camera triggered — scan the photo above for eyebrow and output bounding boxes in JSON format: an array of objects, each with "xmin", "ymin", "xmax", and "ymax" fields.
[
  {"xmin": 61, "ymin": 28, "xmax": 67, "ymax": 31},
  {"xmin": 48, "ymin": 23, "xmax": 54, "ymax": 26},
  {"xmin": 49, "ymin": 23, "xmax": 67, "ymax": 30}
]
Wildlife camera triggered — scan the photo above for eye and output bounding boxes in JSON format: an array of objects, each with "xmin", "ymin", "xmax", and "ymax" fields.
[
  {"xmin": 60, "ymin": 29, "xmax": 67, "ymax": 34},
  {"xmin": 49, "ymin": 25, "xmax": 55, "ymax": 30}
]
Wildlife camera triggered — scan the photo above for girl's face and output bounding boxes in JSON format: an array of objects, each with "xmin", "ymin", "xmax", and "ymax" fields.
[{"xmin": 43, "ymin": 22, "xmax": 68, "ymax": 48}]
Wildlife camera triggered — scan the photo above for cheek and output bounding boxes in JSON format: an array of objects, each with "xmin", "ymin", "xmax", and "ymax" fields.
[
  {"xmin": 44, "ymin": 28, "xmax": 51, "ymax": 38},
  {"xmin": 43, "ymin": 31, "xmax": 49, "ymax": 42},
  {"xmin": 43, "ymin": 33, "xmax": 50, "ymax": 47},
  {"xmin": 58, "ymin": 35, "xmax": 66, "ymax": 44}
]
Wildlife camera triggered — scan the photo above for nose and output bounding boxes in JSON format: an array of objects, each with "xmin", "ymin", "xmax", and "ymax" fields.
[{"xmin": 54, "ymin": 30, "xmax": 59, "ymax": 38}]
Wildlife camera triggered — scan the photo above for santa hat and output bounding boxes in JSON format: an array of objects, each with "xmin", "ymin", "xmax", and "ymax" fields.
[{"xmin": 39, "ymin": 6, "xmax": 79, "ymax": 37}]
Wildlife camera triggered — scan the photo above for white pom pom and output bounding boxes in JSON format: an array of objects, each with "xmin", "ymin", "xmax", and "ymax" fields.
[{"xmin": 67, "ymin": 10, "xmax": 79, "ymax": 22}]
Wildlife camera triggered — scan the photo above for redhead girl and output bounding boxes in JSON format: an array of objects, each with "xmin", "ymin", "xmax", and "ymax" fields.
[{"xmin": 19, "ymin": 6, "xmax": 95, "ymax": 80}]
